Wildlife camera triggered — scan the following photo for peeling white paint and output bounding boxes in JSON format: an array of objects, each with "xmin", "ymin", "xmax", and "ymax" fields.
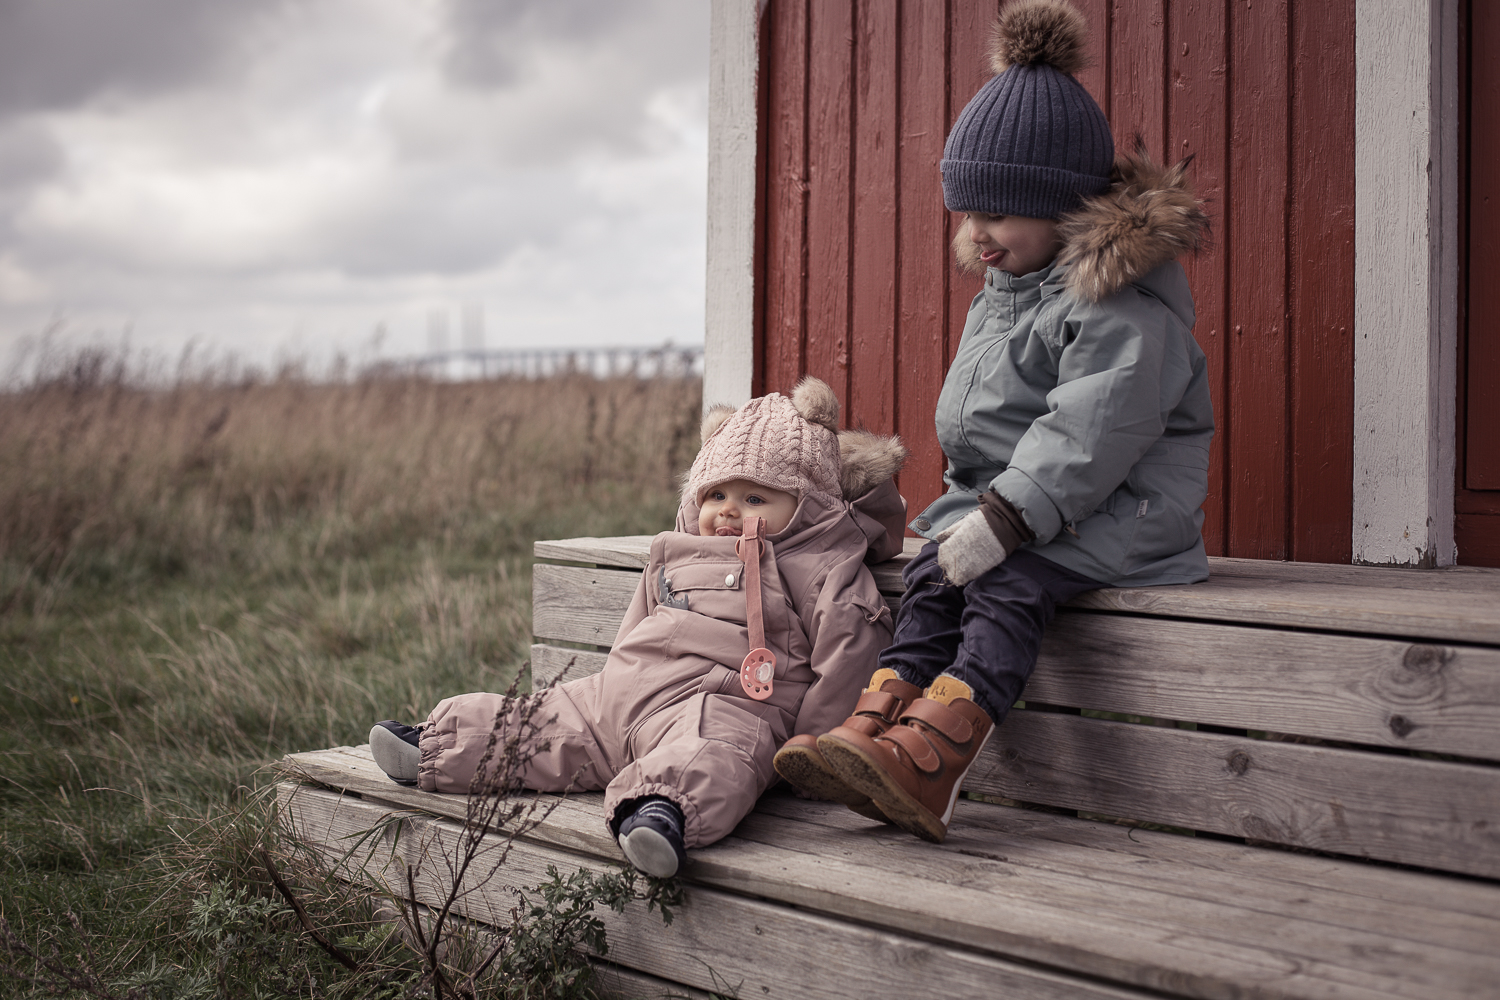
[
  {"xmin": 703, "ymin": 0, "xmax": 759, "ymax": 411},
  {"xmin": 1353, "ymin": 0, "xmax": 1459, "ymax": 566}
]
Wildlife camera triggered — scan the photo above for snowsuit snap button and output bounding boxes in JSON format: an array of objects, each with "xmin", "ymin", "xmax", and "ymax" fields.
[
  {"xmin": 914, "ymin": 518, "xmax": 931, "ymax": 531},
  {"xmin": 725, "ymin": 574, "xmax": 736, "ymax": 586}
]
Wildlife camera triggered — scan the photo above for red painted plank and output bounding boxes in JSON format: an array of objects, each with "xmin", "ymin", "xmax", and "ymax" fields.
[
  {"xmin": 946, "ymin": 0, "xmax": 995, "ymax": 370},
  {"xmin": 805, "ymin": 0, "xmax": 856, "ymax": 409},
  {"xmin": 848, "ymin": 0, "xmax": 899, "ymax": 434},
  {"xmin": 1467, "ymin": 0, "xmax": 1500, "ymax": 489},
  {"xmin": 1288, "ymin": 0, "xmax": 1355, "ymax": 562},
  {"xmin": 1225, "ymin": 0, "xmax": 1290, "ymax": 559},
  {"xmin": 761, "ymin": 0, "xmax": 811, "ymax": 397},
  {"xmin": 1456, "ymin": 514, "xmax": 1500, "ymax": 568},
  {"xmin": 895, "ymin": 0, "xmax": 954, "ymax": 517},
  {"xmin": 1110, "ymin": 0, "xmax": 1167, "ymax": 163},
  {"xmin": 1169, "ymin": 0, "xmax": 1230, "ymax": 557},
  {"xmin": 1072, "ymin": 0, "xmax": 1111, "ymax": 117}
]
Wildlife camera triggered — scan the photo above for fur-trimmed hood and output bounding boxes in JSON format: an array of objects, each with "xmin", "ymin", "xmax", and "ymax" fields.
[{"xmin": 953, "ymin": 143, "xmax": 1209, "ymax": 302}]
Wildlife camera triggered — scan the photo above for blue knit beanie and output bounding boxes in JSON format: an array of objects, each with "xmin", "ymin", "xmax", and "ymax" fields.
[{"xmin": 942, "ymin": 0, "xmax": 1114, "ymax": 219}]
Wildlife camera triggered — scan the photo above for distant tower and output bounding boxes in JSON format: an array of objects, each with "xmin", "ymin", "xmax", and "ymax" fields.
[{"xmin": 461, "ymin": 302, "xmax": 486, "ymax": 378}]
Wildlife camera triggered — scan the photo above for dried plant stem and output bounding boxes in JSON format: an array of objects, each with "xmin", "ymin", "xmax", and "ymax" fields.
[{"xmin": 260, "ymin": 846, "xmax": 360, "ymax": 972}]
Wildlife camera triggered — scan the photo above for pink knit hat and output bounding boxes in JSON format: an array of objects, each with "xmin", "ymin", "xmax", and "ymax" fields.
[{"xmin": 684, "ymin": 377, "xmax": 842, "ymax": 506}]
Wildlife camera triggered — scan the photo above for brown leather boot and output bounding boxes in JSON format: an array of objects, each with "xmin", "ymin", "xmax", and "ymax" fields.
[
  {"xmin": 817, "ymin": 675, "xmax": 993, "ymax": 843},
  {"xmin": 773, "ymin": 668, "xmax": 923, "ymax": 821}
]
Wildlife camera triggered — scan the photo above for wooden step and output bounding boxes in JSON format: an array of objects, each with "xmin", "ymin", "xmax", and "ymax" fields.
[
  {"xmin": 279, "ymin": 745, "xmax": 1500, "ymax": 1000},
  {"xmin": 528, "ymin": 536, "xmax": 1500, "ymax": 878}
]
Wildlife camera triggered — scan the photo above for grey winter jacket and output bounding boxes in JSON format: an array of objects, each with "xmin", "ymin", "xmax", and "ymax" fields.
[{"xmin": 912, "ymin": 151, "xmax": 1214, "ymax": 587}]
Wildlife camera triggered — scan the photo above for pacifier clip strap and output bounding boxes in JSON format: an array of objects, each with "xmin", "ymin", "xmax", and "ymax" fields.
[{"xmin": 736, "ymin": 516, "xmax": 776, "ymax": 700}]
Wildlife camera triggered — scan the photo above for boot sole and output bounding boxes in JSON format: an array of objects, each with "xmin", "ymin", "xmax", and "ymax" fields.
[
  {"xmin": 817, "ymin": 735, "xmax": 948, "ymax": 843},
  {"xmin": 369, "ymin": 724, "xmax": 421, "ymax": 785},
  {"xmin": 618, "ymin": 826, "xmax": 682, "ymax": 878},
  {"xmin": 773, "ymin": 744, "xmax": 876, "ymax": 808}
]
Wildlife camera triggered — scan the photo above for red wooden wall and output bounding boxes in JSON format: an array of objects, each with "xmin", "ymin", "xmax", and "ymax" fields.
[
  {"xmin": 1459, "ymin": 0, "xmax": 1500, "ymax": 565},
  {"xmin": 753, "ymin": 0, "xmax": 1356, "ymax": 563}
]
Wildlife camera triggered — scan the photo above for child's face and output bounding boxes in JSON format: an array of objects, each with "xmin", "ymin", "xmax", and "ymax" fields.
[
  {"xmin": 961, "ymin": 212, "xmax": 1061, "ymax": 276},
  {"xmin": 698, "ymin": 479, "xmax": 798, "ymax": 537}
]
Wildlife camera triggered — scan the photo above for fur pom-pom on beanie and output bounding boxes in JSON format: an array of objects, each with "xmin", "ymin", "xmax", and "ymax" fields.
[
  {"xmin": 942, "ymin": 0, "xmax": 1113, "ymax": 219},
  {"xmin": 685, "ymin": 377, "xmax": 844, "ymax": 506}
]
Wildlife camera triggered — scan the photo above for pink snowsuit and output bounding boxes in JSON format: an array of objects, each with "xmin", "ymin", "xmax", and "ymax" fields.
[{"xmin": 417, "ymin": 482, "xmax": 904, "ymax": 848}]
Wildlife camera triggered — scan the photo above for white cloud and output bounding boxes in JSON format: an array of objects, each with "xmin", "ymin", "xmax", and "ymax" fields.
[{"xmin": 0, "ymin": 0, "xmax": 708, "ymax": 374}]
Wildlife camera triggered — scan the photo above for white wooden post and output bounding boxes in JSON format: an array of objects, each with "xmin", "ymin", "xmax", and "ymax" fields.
[
  {"xmin": 703, "ymin": 0, "xmax": 761, "ymax": 411},
  {"xmin": 1353, "ymin": 0, "xmax": 1460, "ymax": 566}
]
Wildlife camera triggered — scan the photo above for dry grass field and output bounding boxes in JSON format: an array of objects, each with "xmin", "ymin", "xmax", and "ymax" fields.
[{"xmin": 0, "ymin": 354, "xmax": 701, "ymax": 997}]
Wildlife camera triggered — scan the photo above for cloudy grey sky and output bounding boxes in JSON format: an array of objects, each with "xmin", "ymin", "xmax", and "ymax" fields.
[{"xmin": 0, "ymin": 0, "xmax": 710, "ymax": 373}]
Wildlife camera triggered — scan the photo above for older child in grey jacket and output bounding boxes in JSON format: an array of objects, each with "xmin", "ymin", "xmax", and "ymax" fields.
[{"xmin": 774, "ymin": 0, "xmax": 1213, "ymax": 843}]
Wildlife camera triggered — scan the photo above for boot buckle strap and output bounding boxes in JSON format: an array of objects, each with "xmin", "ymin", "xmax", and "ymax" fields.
[
  {"xmin": 853, "ymin": 689, "xmax": 900, "ymax": 719},
  {"xmin": 880, "ymin": 725, "xmax": 941, "ymax": 774},
  {"xmin": 900, "ymin": 697, "xmax": 974, "ymax": 744}
]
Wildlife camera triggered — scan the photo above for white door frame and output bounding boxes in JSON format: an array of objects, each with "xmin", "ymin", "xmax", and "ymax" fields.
[{"xmin": 1353, "ymin": 0, "xmax": 1461, "ymax": 566}]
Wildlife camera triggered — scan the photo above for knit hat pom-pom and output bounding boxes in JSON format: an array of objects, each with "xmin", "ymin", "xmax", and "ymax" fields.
[
  {"xmin": 791, "ymin": 376, "xmax": 839, "ymax": 432},
  {"xmin": 700, "ymin": 404, "xmax": 736, "ymax": 443},
  {"xmin": 991, "ymin": 0, "xmax": 1089, "ymax": 76}
]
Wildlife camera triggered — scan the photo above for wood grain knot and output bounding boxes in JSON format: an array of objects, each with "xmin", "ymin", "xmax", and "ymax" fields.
[
  {"xmin": 1387, "ymin": 714, "xmax": 1416, "ymax": 738},
  {"xmin": 1224, "ymin": 750, "xmax": 1253, "ymax": 776},
  {"xmin": 1241, "ymin": 814, "xmax": 1276, "ymax": 840},
  {"xmin": 1401, "ymin": 644, "xmax": 1453, "ymax": 676},
  {"xmin": 1375, "ymin": 644, "xmax": 1452, "ymax": 704}
]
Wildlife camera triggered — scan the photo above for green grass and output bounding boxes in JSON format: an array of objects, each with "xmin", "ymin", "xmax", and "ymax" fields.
[{"xmin": 0, "ymin": 366, "xmax": 697, "ymax": 997}]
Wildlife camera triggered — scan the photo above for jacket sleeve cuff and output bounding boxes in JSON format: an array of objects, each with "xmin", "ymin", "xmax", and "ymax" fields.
[{"xmin": 992, "ymin": 468, "xmax": 1064, "ymax": 544}]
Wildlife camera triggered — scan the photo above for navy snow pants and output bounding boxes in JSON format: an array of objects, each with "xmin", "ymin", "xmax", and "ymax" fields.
[{"xmin": 877, "ymin": 542, "xmax": 1101, "ymax": 724}]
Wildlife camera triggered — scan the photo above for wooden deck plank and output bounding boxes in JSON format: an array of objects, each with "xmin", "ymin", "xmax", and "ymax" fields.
[
  {"xmin": 1030, "ymin": 612, "xmax": 1500, "ymax": 758},
  {"xmin": 535, "ymin": 596, "xmax": 1500, "ymax": 760},
  {"xmin": 534, "ymin": 537, "xmax": 1500, "ymax": 643},
  {"xmin": 530, "ymin": 644, "xmax": 609, "ymax": 686},
  {"xmin": 532, "ymin": 564, "xmax": 639, "ymax": 647},
  {"xmin": 696, "ymin": 815, "xmax": 1491, "ymax": 1000},
  {"xmin": 750, "ymin": 794, "xmax": 1500, "ymax": 931},
  {"xmin": 595, "ymin": 964, "xmax": 714, "ymax": 1000},
  {"xmin": 715, "ymin": 800, "xmax": 1500, "ymax": 998},
  {"xmin": 532, "ymin": 536, "xmax": 657, "ymax": 569},
  {"xmin": 974, "ymin": 710, "xmax": 1500, "ymax": 878},
  {"xmin": 280, "ymin": 748, "xmax": 1500, "ymax": 1000},
  {"xmin": 1073, "ymin": 573, "xmax": 1500, "ymax": 646},
  {"xmin": 280, "ymin": 783, "xmax": 1160, "ymax": 1000}
]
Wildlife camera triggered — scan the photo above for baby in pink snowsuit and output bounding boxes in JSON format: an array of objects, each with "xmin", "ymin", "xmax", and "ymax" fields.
[{"xmin": 370, "ymin": 377, "xmax": 907, "ymax": 877}]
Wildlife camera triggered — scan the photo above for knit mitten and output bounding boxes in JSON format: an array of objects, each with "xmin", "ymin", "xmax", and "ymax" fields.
[{"xmin": 936, "ymin": 509, "xmax": 1009, "ymax": 585}]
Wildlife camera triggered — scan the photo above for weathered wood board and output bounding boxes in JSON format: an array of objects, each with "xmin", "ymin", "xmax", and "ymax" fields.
[
  {"xmin": 974, "ymin": 709, "xmax": 1500, "ymax": 878},
  {"xmin": 530, "ymin": 644, "xmax": 608, "ymax": 686},
  {"xmin": 535, "ymin": 537, "xmax": 1500, "ymax": 644},
  {"xmin": 532, "ymin": 564, "xmax": 638, "ymax": 648},
  {"xmin": 278, "ymin": 745, "xmax": 1500, "ymax": 1000},
  {"xmin": 1025, "ymin": 614, "xmax": 1500, "ymax": 757},
  {"xmin": 535, "ymin": 605, "xmax": 1500, "ymax": 758}
]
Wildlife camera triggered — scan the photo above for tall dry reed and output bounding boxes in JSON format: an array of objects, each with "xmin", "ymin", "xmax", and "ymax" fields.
[{"xmin": 1, "ymin": 357, "xmax": 702, "ymax": 600}]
